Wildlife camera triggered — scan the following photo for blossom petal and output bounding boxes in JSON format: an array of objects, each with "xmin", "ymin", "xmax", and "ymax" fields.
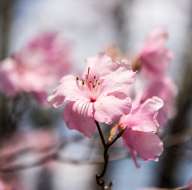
[
  {"xmin": 48, "ymin": 75, "xmax": 88, "ymax": 108},
  {"xmin": 120, "ymin": 114, "xmax": 157, "ymax": 133},
  {"xmin": 83, "ymin": 54, "xmax": 117, "ymax": 77},
  {"xmin": 123, "ymin": 129, "xmax": 163, "ymax": 161},
  {"xmin": 138, "ymin": 96, "xmax": 164, "ymax": 116},
  {"xmin": 120, "ymin": 97, "xmax": 163, "ymax": 133},
  {"xmin": 139, "ymin": 28, "xmax": 173, "ymax": 77},
  {"xmin": 103, "ymin": 67, "xmax": 136, "ymax": 86},
  {"xmin": 101, "ymin": 67, "xmax": 136, "ymax": 96},
  {"xmin": 145, "ymin": 28, "xmax": 169, "ymax": 48},
  {"xmin": 141, "ymin": 77, "xmax": 177, "ymax": 125},
  {"xmin": 94, "ymin": 95, "xmax": 131, "ymax": 124},
  {"xmin": 63, "ymin": 102, "xmax": 96, "ymax": 137},
  {"xmin": 72, "ymin": 100, "xmax": 94, "ymax": 118}
]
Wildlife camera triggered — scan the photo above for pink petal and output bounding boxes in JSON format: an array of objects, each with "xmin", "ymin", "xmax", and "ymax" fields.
[
  {"xmin": 120, "ymin": 97, "xmax": 163, "ymax": 133},
  {"xmin": 145, "ymin": 28, "xmax": 169, "ymax": 47},
  {"xmin": 140, "ymin": 48, "xmax": 173, "ymax": 75},
  {"xmin": 103, "ymin": 67, "xmax": 136, "ymax": 86},
  {"xmin": 123, "ymin": 129, "xmax": 163, "ymax": 161},
  {"xmin": 120, "ymin": 114, "xmax": 157, "ymax": 133},
  {"xmin": 129, "ymin": 148, "xmax": 140, "ymax": 168},
  {"xmin": 63, "ymin": 102, "xmax": 96, "ymax": 137},
  {"xmin": 83, "ymin": 53, "xmax": 117, "ymax": 77},
  {"xmin": 141, "ymin": 77, "xmax": 177, "ymax": 125},
  {"xmin": 139, "ymin": 28, "xmax": 173, "ymax": 77},
  {"xmin": 84, "ymin": 53, "xmax": 132, "ymax": 79},
  {"xmin": 0, "ymin": 32, "xmax": 71, "ymax": 102},
  {"xmin": 138, "ymin": 96, "xmax": 164, "ymax": 116},
  {"xmin": 72, "ymin": 99, "xmax": 94, "ymax": 117},
  {"xmin": 101, "ymin": 67, "xmax": 136, "ymax": 96},
  {"xmin": 94, "ymin": 95, "xmax": 131, "ymax": 124},
  {"xmin": 48, "ymin": 75, "xmax": 88, "ymax": 108}
]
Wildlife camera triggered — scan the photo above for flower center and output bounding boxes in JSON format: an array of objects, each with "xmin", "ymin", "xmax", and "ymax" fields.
[
  {"xmin": 90, "ymin": 97, "xmax": 96, "ymax": 102},
  {"xmin": 76, "ymin": 67, "xmax": 102, "ymax": 101}
]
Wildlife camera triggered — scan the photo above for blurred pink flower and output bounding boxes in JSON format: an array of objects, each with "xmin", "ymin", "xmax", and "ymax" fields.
[
  {"xmin": 120, "ymin": 97, "xmax": 164, "ymax": 167},
  {"xmin": 0, "ymin": 179, "xmax": 19, "ymax": 190},
  {"xmin": 187, "ymin": 180, "xmax": 192, "ymax": 190},
  {"xmin": 0, "ymin": 32, "xmax": 71, "ymax": 102},
  {"xmin": 130, "ymin": 28, "xmax": 177, "ymax": 126},
  {"xmin": 138, "ymin": 28, "xmax": 173, "ymax": 77},
  {"xmin": 0, "ymin": 181, "xmax": 6, "ymax": 190},
  {"xmin": 140, "ymin": 77, "xmax": 177, "ymax": 126},
  {"xmin": 84, "ymin": 52, "xmax": 131, "ymax": 77},
  {"xmin": 48, "ymin": 53, "xmax": 135, "ymax": 137}
]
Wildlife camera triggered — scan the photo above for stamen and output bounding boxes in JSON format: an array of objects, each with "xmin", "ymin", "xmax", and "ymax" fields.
[
  {"xmin": 87, "ymin": 67, "xmax": 90, "ymax": 77},
  {"xmin": 76, "ymin": 67, "xmax": 102, "ymax": 99},
  {"xmin": 76, "ymin": 76, "xmax": 80, "ymax": 88}
]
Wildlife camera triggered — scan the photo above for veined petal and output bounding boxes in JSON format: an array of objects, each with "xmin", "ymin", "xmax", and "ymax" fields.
[
  {"xmin": 137, "ymin": 96, "xmax": 164, "ymax": 129},
  {"xmin": 94, "ymin": 95, "xmax": 131, "ymax": 124},
  {"xmin": 72, "ymin": 100, "xmax": 94, "ymax": 118},
  {"xmin": 101, "ymin": 67, "xmax": 136, "ymax": 96},
  {"xmin": 120, "ymin": 114, "xmax": 157, "ymax": 133},
  {"xmin": 64, "ymin": 102, "xmax": 96, "ymax": 137},
  {"xmin": 141, "ymin": 77, "xmax": 177, "ymax": 126},
  {"xmin": 123, "ymin": 129, "xmax": 163, "ymax": 161},
  {"xmin": 103, "ymin": 67, "xmax": 136, "ymax": 86},
  {"xmin": 83, "ymin": 53, "xmax": 117, "ymax": 77},
  {"xmin": 138, "ymin": 96, "xmax": 164, "ymax": 115},
  {"xmin": 120, "ymin": 97, "xmax": 163, "ymax": 133},
  {"xmin": 48, "ymin": 75, "xmax": 88, "ymax": 107}
]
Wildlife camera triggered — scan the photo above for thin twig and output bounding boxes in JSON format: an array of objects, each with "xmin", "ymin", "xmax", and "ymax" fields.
[
  {"xmin": 108, "ymin": 128, "xmax": 126, "ymax": 147},
  {"xmin": 95, "ymin": 121, "xmax": 126, "ymax": 190},
  {"xmin": 95, "ymin": 121, "xmax": 106, "ymax": 147}
]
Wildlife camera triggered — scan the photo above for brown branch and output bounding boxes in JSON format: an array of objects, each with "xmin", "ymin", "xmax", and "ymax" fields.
[
  {"xmin": 95, "ymin": 121, "xmax": 126, "ymax": 190},
  {"xmin": 95, "ymin": 121, "xmax": 106, "ymax": 147}
]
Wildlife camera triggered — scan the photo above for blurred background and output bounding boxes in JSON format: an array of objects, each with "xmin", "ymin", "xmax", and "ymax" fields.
[{"xmin": 0, "ymin": 0, "xmax": 192, "ymax": 189}]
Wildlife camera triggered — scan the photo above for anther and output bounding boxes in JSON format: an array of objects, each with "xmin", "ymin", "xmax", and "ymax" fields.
[{"xmin": 87, "ymin": 67, "xmax": 90, "ymax": 76}]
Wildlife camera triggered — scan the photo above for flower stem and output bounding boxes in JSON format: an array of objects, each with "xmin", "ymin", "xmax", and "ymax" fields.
[
  {"xmin": 95, "ymin": 121, "xmax": 106, "ymax": 147},
  {"xmin": 95, "ymin": 121, "xmax": 126, "ymax": 190}
]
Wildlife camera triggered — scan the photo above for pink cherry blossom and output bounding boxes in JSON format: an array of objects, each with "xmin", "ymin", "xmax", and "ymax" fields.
[
  {"xmin": 0, "ymin": 32, "xmax": 71, "ymax": 102},
  {"xmin": 120, "ymin": 97, "xmax": 164, "ymax": 166},
  {"xmin": 84, "ymin": 52, "xmax": 131, "ymax": 77},
  {"xmin": 140, "ymin": 77, "xmax": 177, "ymax": 126},
  {"xmin": 138, "ymin": 28, "xmax": 173, "ymax": 77},
  {"xmin": 48, "ymin": 54, "xmax": 135, "ymax": 137}
]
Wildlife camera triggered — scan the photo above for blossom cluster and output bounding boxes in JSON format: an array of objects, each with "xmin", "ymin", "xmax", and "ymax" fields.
[
  {"xmin": 0, "ymin": 32, "xmax": 71, "ymax": 103},
  {"xmin": 48, "ymin": 28, "xmax": 177, "ymax": 165},
  {"xmin": 0, "ymin": 28, "xmax": 177, "ymax": 166}
]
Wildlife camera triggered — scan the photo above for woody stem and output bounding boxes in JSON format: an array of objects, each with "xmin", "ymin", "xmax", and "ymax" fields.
[{"xmin": 95, "ymin": 121, "xmax": 126, "ymax": 190}]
